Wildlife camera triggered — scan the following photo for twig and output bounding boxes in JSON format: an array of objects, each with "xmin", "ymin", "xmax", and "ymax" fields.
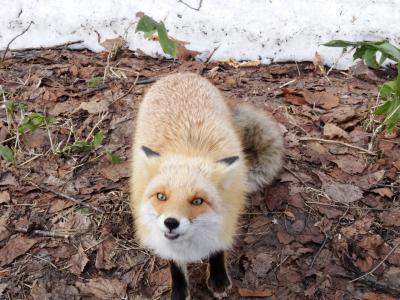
[
  {"xmin": 368, "ymin": 122, "xmax": 385, "ymax": 152},
  {"xmin": 111, "ymin": 74, "xmax": 140, "ymax": 104},
  {"xmin": 6, "ymin": 40, "xmax": 83, "ymax": 53},
  {"xmin": 177, "ymin": 0, "xmax": 203, "ymax": 11},
  {"xmin": 309, "ymin": 232, "xmax": 328, "ymax": 269},
  {"xmin": 350, "ymin": 242, "xmax": 400, "ymax": 283},
  {"xmin": 13, "ymin": 227, "xmax": 69, "ymax": 238},
  {"xmin": 326, "ymin": 48, "xmax": 348, "ymax": 76},
  {"xmin": 37, "ymin": 184, "xmax": 105, "ymax": 214},
  {"xmin": 279, "ymin": 79, "xmax": 297, "ymax": 89},
  {"xmin": 85, "ymin": 112, "xmax": 109, "ymax": 143},
  {"xmin": 299, "ymin": 137, "xmax": 377, "ymax": 156},
  {"xmin": 1, "ymin": 21, "xmax": 34, "ymax": 61},
  {"xmin": 306, "ymin": 201, "xmax": 388, "ymax": 211},
  {"xmin": 205, "ymin": 45, "xmax": 220, "ymax": 64}
]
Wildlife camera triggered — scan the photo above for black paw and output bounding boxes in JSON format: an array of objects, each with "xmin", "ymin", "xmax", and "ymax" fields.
[
  {"xmin": 207, "ymin": 274, "xmax": 232, "ymax": 299},
  {"xmin": 171, "ymin": 287, "xmax": 190, "ymax": 300}
]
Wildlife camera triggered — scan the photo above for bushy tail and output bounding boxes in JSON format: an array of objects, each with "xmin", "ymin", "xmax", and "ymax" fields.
[{"xmin": 231, "ymin": 103, "xmax": 284, "ymax": 193}]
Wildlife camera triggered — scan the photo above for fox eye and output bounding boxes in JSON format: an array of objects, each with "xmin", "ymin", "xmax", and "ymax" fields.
[
  {"xmin": 191, "ymin": 198, "xmax": 204, "ymax": 206},
  {"xmin": 157, "ymin": 193, "xmax": 167, "ymax": 201}
]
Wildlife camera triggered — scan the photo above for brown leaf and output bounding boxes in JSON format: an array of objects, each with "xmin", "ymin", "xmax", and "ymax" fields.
[
  {"xmin": 362, "ymin": 292, "xmax": 398, "ymax": 300},
  {"xmin": 323, "ymin": 182, "xmax": 363, "ymax": 204},
  {"xmin": 323, "ymin": 123, "xmax": 350, "ymax": 141},
  {"xmin": 341, "ymin": 217, "xmax": 373, "ymax": 239},
  {"xmin": 302, "ymin": 91, "xmax": 339, "ymax": 110},
  {"xmin": 95, "ymin": 236, "xmax": 117, "ymax": 270},
  {"xmin": 77, "ymin": 97, "xmax": 111, "ymax": 114},
  {"xmin": 371, "ymin": 188, "xmax": 394, "ymax": 198},
  {"xmin": 30, "ymin": 281, "xmax": 50, "ymax": 300},
  {"xmin": 76, "ymin": 277, "xmax": 127, "ymax": 299},
  {"xmin": 0, "ymin": 235, "xmax": 37, "ymax": 266},
  {"xmin": 0, "ymin": 172, "xmax": 18, "ymax": 186},
  {"xmin": 98, "ymin": 160, "xmax": 131, "ymax": 182},
  {"xmin": 282, "ymin": 88, "xmax": 307, "ymax": 105},
  {"xmin": 0, "ymin": 191, "xmax": 10, "ymax": 204},
  {"xmin": 332, "ymin": 155, "xmax": 366, "ymax": 175},
  {"xmin": 356, "ymin": 256, "xmax": 374, "ymax": 272},
  {"xmin": 320, "ymin": 106, "xmax": 356, "ymax": 124},
  {"xmin": 238, "ymin": 288, "xmax": 273, "ymax": 297},
  {"xmin": 69, "ymin": 245, "xmax": 89, "ymax": 275},
  {"xmin": 176, "ymin": 40, "xmax": 201, "ymax": 62},
  {"xmin": 252, "ymin": 253, "xmax": 274, "ymax": 277},
  {"xmin": 313, "ymin": 51, "xmax": 326, "ymax": 74},
  {"xmin": 358, "ymin": 235, "xmax": 386, "ymax": 259},
  {"xmin": 379, "ymin": 210, "xmax": 400, "ymax": 227},
  {"xmin": 149, "ymin": 267, "xmax": 170, "ymax": 286},
  {"xmin": 100, "ymin": 36, "xmax": 127, "ymax": 55},
  {"xmin": 355, "ymin": 170, "xmax": 385, "ymax": 190}
]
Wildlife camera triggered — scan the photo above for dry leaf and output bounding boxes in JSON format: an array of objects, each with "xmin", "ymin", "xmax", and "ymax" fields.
[
  {"xmin": 333, "ymin": 155, "xmax": 366, "ymax": 175},
  {"xmin": 69, "ymin": 245, "xmax": 89, "ymax": 275},
  {"xmin": 313, "ymin": 51, "xmax": 326, "ymax": 74},
  {"xmin": 355, "ymin": 170, "xmax": 385, "ymax": 190},
  {"xmin": 77, "ymin": 97, "xmax": 111, "ymax": 114},
  {"xmin": 302, "ymin": 90, "xmax": 339, "ymax": 110},
  {"xmin": 100, "ymin": 36, "xmax": 127, "ymax": 57},
  {"xmin": 0, "ymin": 191, "xmax": 10, "ymax": 204},
  {"xmin": 95, "ymin": 236, "xmax": 117, "ymax": 270},
  {"xmin": 371, "ymin": 187, "xmax": 394, "ymax": 198},
  {"xmin": 323, "ymin": 182, "xmax": 363, "ymax": 204},
  {"xmin": 323, "ymin": 123, "xmax": 350, "ymax": 141},
  {"xmin": 176, "ymin": 41, "xmax": 201, "ymax": 62},
  {"xmin": 238, "ymin": 288, "xmax": 273, "ymax": 297},
  {"xmin": 379, "ymin": 210, "xmax": 400, "ymax": 227},
  {"xmin": 98, "ymin": 160, "xmax": 130, "ymax": 182},
  {"xmin": 76, "ymin": 278, "xmax": 127, "ymax": 299},
  {"xmin": 0, "ymin": 236, "xmax": 37, "ymax": 266},
  {"xmin": 362, "ymin": 292, "xmax": 398, "ymax": 300}
]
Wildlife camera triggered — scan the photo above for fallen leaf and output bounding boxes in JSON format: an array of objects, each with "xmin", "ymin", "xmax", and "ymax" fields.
[
  {"xmin": 349, "ymin": 61, "xmax": 379, "ymax": 83},
  {"xmin": 333, "ymin": 155, "xmax": 366, "ymax": 175},
  {"xmin": 252, "ymin": 253, "xmax": 274, "ymax": 277},
  {"xmin": 358, "ymin": 235, "xmax": 386, "ymax": 259},
  {"xmin": 175, "ymin": 40, "xmax": 201, "ymax": 62},
  {"xmin": 379, "ymin": 210, "xmax": 400, "ymax": 227},
  {"xmin": 341, "ymin": 217, "xmax": 373, "ymax": 238},
  {"xmin": 98, "ymin": 160, "xmax": 130, "ymax": 182},
  {"xmin": 149, "ymin": 267, "xmax": 170, "ymax": 286},
  {"xmin": 313, "ymin": 51, "xmax": 326, "ymax": 74},
  {"xmin": 323, "ymin": 182, "xmax": 363, "ymax": 204},
  {"xmin": 95, "ymin": 235, "xmax": 117, "ymax": 270},
  {"xmin": 100, "ymin": 36, "xmax": 127, "ymax": 56},
  {"xmin": 323, "ymin": 123, "xmax": 350, "ymax": 141},
  {"xmin": 320, "ymin": 106, "xmax": 356, "ymax": 124},
  {"xmin": 0, "ymin": 191, "xmax": 10, "ymax": 204},
  {"xmin": 69, "ymin": 244, "xmax": 89, "ymax": 275},
  {"xmin": 371, "ymin": 188, "xmax": 394, "ymax": 198},
  {"xmin": 30, "ymin": 281, "xmax": 50, "ymax": 300},
  {"xmin": 355, "ymin": 170, "xmax": 385, "ymax": 190},
  {"xmin": 356, "ymin": 255, "xmax": 374, "ymax": 272},
  {"xmin": 362, "ymin": 292, "xmax": 398, "ymax": 300},
  {"xmin": 282, "ymin": 88, "xmax": 307, "ymax": 105},
  {"xmin": 385, "ymin": 267, "xmax": 400, "ymax": 288},
  {"xmin": 76, "ymin": 278, "xmax": 127, "ymax": 299},
  {"xmin": 0, "ymin": 172, "xmax": 18, "ymax": 186},
  {"xmin": 238, "ymin": 288, "xmax": 273, "ymax": 297},
  {"xmin": 302, "ymin": 91, "xmax": 339, "ymax": 110},
  {"xmin": 0, "ymin": 235, "xmax": 37, "ymax": 266},
  {"xmin": 77, "ymin": 96, "xmax": 111, "ymax": 114}
]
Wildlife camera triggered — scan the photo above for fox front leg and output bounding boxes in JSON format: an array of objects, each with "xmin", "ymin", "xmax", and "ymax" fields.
[
  {"xmin": 206, "ymin": 251, "xmax": 232, "ymax": 299},
  {"xmin": 170, "ymin": 261, "xmax": 190, "ymax": 300}
]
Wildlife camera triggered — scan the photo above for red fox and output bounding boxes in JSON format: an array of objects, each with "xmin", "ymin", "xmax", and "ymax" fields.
[{"xmin": 130, "ymin": 73, "xmax": 283, "ymax": 299}]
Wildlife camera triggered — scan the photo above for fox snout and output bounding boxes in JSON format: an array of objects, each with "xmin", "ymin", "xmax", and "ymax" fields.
[
  {"xmin": 160, "ymin": 216, "xmax": 187, "ymax": 240},
  {"xmin": 164, "ymin": 217, "xmax": 180, "ymax": 230}
]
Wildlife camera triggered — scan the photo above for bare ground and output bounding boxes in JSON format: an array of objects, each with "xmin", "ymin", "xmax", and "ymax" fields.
[{"xmin": 0, "ymin": 48, "xmax": 400, "ymax": 300}]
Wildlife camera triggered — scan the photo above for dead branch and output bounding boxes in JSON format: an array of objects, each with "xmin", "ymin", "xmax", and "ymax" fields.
[
  {"xmin": 7, "ymin": 40, "xmax": 84, "ymax": 53},
  {"xmin": 178, "ymin": 0, "xmax": 203, "ymax": 11},
  {"xmin": 1, "ymin": 21, "xmax": 34, "ymax": 61},
  {"xmin": 299, "ymin": 137, "xmax": 377, "ymax": 156}
]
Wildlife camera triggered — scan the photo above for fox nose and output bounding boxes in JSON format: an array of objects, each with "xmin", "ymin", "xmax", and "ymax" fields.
[{"xmin": 164, "ymin": 218, "xmax": 180, "ymax": 230}]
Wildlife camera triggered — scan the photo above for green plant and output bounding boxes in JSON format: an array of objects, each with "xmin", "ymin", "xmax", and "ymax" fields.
[
  {"xmin": 106, "ymin": 151, "xmax": 125, "ymax": 164},
  {"xmin": 18, "ymin": 112, "xmax": 55, "ymax": 134},
  {"xmin": 86, "ymin": 76, "xmax": 103, "ymax": 88},
  {"xmin": 324, "ymin": 39, "xmax": 400, "ymax": 132},
  {"xmin": 0, "ymin": 145, "xmax": 15, "ymax": 163},
  {"xmin": 324, "ymin": 40, "xmax": 400, "ymax": 69},
  {"xmin": 57, "ymin": 131, "xmax": 104, "ymax": 156},
  {"xmin": 136, "ymin": 14, "xmax": 177, "ymax": 57},
  {"xmin": 4, "ymin": 100, "xmax": 28, "ymax": 114}
]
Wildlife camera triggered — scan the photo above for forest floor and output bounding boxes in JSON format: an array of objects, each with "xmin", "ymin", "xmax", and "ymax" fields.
[{"xmin": 0, "ymin": 47, "xmax": 400, "ymax": 300}]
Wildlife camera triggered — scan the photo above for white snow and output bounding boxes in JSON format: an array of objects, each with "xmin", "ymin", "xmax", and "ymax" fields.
[{"xmin": 1, "ymin": 0, "xmax": 399, "ymax": 69}]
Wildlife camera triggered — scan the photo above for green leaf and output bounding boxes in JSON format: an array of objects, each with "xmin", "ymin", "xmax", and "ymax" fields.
[
  {"xmin": 5, "ymin": 101, "xmax": 28, "ymax": 113},
  {"xmin": 363, "ymin": 48, "xmax": 379, "ymax": 69},
  {"xmin": 18, "ymin": 112, "xmax": 55, "ymax": 134},
  {"xmin": 375, "ymin": 99, "xmax": 392, "ymax": 115},
  {"xmin": 86, "ymin": 76, "xmax": 103, "ymax": 88},
  {"xmin": 372, "ymin": 41, "xmax": 400, "ymax": 62},
  {"xmin": 0, "ymin": 145, "xmax": 14, "ymax": 162},
  {"xmin": 323, "ymin": 40, "xmax": 358, "ymax": 48},
  {"xmin": 156, "ymin": 22, "xmax": 177, "ymax": 57},
  {"xmin": 136, "ymin": 15, "xmax": 159, "ymax": 33},
  {"xmin": 106, "ymin": 151, "xmax": 125, "ymax": 164},
  {"xmin": 92, "ymin": 131, "xmax": 104, "ymax": 148}
]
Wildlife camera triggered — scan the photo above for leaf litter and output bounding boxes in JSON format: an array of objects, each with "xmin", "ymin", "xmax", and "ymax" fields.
[{"xmin": 0, "ymin": 45, "xmax": 399, "ymax": 299}]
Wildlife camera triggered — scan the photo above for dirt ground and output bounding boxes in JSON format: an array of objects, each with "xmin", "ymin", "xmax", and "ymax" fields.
[{"xmin": 0, "ymin": 48, "xmax": 400, "ymax": 300}]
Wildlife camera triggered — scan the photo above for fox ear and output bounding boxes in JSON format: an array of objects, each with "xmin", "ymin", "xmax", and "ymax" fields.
[
  {"xmin": 216, "ymin": 156, "xmax": 240, "ymax": 189},
  {"xmin": 141, "ymin": 146, "xmax": 160, "ymax": 158},
  {"xmin": 217, "ymin": 156, "xmax": 239, "ymax": 166}
]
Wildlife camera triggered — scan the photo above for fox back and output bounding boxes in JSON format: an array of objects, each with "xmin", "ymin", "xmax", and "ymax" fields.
[{"xmin": 130, "ymin": 73, "xmax": 247, "ymax": 262}]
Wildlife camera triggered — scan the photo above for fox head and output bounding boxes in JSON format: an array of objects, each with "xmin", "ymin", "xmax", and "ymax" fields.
[{"xmin": 136, "ymin": 145, "xmax": 241, "ymax": 261}]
